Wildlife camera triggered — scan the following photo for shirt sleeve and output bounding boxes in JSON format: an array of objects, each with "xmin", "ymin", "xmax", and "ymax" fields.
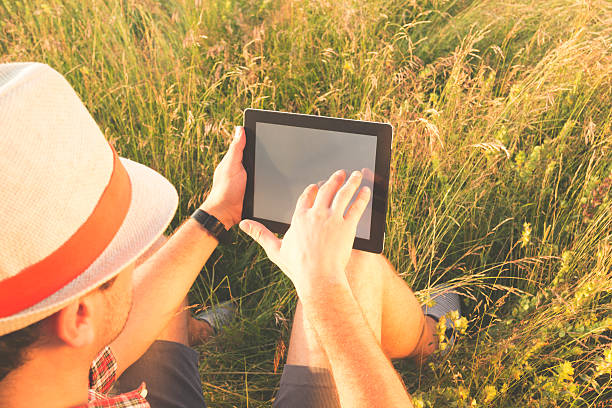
[{"xmin": 89, "ymin": 346, "xmax": 118, "ymax": 394}]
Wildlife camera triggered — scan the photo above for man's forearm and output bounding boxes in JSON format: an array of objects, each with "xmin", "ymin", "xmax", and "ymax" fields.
[
  {"xmin": 110, "ymin": 215, "xmax": 219, "ymax": 375},
  {"xmin": 109, "ymin": 125, "xmax": 246, "ymax": 375},
  {"xmin": 300, "ymin": 281, "xmax": 413, "ymax": 408}
]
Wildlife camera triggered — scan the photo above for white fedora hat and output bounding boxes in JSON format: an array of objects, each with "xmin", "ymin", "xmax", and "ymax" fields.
[{"xmin": 0, "ymin": 63, "xmax": 178, "ymax": 336}]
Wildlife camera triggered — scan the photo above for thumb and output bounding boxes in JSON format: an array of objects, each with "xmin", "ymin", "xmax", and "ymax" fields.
[
  {"xmin": 228, "ymin": 126, "xmax": 246, "ymax": 158},
  {"xmin": 217, "ymin": 127, "xmax": 245, "ymax": 169},
  {"xmin": 239, "ymin": 220, "xmax": 281, "ymax": 259}
]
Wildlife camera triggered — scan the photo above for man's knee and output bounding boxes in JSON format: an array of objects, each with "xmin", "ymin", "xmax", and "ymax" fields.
[
  {"xmin": 345, "ymin": 251, "xmax": 402, "ymax": 303},
  {"xmin": 345, "ymin": 250, "xmax": 390, "ymax": 280}
]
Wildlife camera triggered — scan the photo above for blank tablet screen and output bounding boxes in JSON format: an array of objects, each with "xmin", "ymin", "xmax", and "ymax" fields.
[{"xmin": 253, "ymin": 122, "xmax": 376, "ymax": 239}]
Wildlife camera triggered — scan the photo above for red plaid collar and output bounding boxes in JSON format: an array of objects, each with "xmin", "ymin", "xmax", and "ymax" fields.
[
  {"xmin": 87, "ymin": 385, "xmax": 149, "ymax": 408},
  {"xmin": 80, "ymin": 346, "xmax": 150, "ymax": 408}
]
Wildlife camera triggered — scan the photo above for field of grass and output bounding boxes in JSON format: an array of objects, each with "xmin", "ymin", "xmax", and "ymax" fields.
[{"xmin": 2, "ymin": 0, "xmax": 611, "ymax": 406}]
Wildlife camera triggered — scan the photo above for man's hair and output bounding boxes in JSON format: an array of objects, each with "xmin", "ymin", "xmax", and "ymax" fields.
[
  {"xmin": 0, "ymin": 275, "xmax": 118, "ymax": 382},
  {"xmin": 0, "ymin": 319, "xmax": 45, "ymax": 382}
]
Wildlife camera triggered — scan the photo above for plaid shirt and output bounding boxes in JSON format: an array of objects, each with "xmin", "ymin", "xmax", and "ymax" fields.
[{"xmin": 83, "ymin": 346, "xmax": 150, "ymax": 408}]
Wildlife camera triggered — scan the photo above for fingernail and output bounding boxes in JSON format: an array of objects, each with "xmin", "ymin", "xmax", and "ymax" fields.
[
  {"xmin": 352, "ymin": 170, "xmax": 361, "ymax": 178},
  {"xmin": 234, "ymin": 126, "xmax": 241, "ymax": 141}
]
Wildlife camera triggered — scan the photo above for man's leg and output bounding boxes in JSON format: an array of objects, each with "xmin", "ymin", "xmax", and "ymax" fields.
[
  {"xmin": 155, "ymin": 297, "xmax": 215, "ymax": 346},
  {"xmin": 275, "ymin": 250, "xmax": 436, "ymax": 407},
  {"xmin": 286, "ymin": 250, "xmax": 436, "ymax": 366},
  {"xmin": 376, "ymin": 254, "xmax": 437, "ymax": 361}
]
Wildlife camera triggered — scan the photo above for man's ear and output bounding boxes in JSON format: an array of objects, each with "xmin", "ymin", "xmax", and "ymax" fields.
[{"xmin": 54, "ymin": 296, "xmax": 97, "ymax": 348}]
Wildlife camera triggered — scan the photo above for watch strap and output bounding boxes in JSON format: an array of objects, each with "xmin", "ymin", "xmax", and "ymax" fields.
[{"xmin": 191, "ymin": 209, "xmax": 231, "ymax": 244}]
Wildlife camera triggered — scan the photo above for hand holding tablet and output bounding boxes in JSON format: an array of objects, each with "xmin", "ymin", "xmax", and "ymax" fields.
[
  {"xmin": 239, "ymin": 169, "xmax": 372, "ymax": 296},
  {"xmin": 241, "ymin": 109, "xmax": 392, "ymax": 253}
]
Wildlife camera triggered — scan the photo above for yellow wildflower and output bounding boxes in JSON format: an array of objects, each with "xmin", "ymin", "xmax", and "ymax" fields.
[
  {"xmin": 483, "ymin": 385, "xmax": 497, "ymax": 403},
  {"xmin": 455, "ymin": 316, "xmax": 469, "ymax": 335},
  {"xmin": 343, "ymin": 60, "xmax": 355, "ymax": 74},
  {"xmin": 458, "ymin": 386, "xmax": 469, "ymax": 401},
  {"xmin": 557, "ymin": 361, "xmax": 574, "ymax": 383},
  {"xmin": 521, "ymin": 222, "xmax": 531, "ymax": 248}
]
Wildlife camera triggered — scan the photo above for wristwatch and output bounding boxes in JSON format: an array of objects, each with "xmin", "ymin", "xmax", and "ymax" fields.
[{"xmin": 191, "ymin": 209, "xmax": 232, "ymax": 244}]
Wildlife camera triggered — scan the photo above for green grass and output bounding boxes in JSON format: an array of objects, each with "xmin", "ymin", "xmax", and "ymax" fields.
[{"xmin": 2, "ymin": 0, "xmax": 611, "ymax": 406}]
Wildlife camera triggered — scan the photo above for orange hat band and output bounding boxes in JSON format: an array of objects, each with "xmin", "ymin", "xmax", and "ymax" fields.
[{"xmin": 0, "ymin": 147, "xmax": 132, "ymax": 318}]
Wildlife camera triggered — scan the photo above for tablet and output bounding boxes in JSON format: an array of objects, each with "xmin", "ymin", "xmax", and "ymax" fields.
[{"xmin": 242, "ymin": 109, "xmax": 392, "ymax": 253}]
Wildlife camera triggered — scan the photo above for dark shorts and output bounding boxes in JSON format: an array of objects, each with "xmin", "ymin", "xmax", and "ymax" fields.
[
  {"xmin": 116, "ymin": 341, "xmax": 339, "ymax": 408},
  {"xmin": 115, "ymin": 340, "xmax": 208, "ymax": 408},
  {"xmin": 273, "ymin": 365, "xmax": 340, "ymax": 408}
]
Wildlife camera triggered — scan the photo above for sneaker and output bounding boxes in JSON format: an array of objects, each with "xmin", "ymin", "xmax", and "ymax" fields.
[
  {"xmin": 193, "ymin": 300, "xmax": 236, "ymax": 335},
  {"xmin": 422, "ymin": 285, "xmax": 462, "ymax": 354}
]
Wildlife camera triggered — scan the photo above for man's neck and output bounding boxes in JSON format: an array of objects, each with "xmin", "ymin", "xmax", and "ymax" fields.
[{"xmin": 0, "ymin": 345, "xmax": 91, "ymax": 408}]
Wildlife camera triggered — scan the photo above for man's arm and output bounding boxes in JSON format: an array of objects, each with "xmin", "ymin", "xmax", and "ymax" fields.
[
  {"xmin": 110, "ymin": 127, "xmax": 246, "ymax": 376},
  {"xmin": 240, "ymin": 169, "xmax": 413, "ymax": 407},
  {"xmin": 302, "ymin": 283, "xmax": 413, "ymax": 407}
]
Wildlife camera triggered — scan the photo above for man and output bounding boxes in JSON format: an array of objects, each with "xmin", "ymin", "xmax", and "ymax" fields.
[{"xmin": 0, "ymin": 63, "xmax": 457, "ymax": 407}]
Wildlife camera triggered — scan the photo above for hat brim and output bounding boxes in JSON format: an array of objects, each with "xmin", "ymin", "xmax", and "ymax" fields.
[{"xmin": 0, "ymin": 158, "xmax": 179, "ymax": 336}]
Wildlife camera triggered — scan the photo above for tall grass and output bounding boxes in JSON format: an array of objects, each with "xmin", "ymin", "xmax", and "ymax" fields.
[{"xmin": 1, "ymin": 0, "xmax": 610, "ymax": 406}]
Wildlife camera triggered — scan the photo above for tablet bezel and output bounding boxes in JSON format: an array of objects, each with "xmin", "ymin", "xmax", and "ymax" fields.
[{"xmin": 242, "ymin": 109, "xmax": 392, "ymax": 253}]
